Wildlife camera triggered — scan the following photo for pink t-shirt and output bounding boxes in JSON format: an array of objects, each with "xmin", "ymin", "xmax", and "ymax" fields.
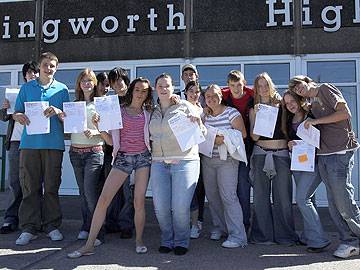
[{"xmin": 119, "ymin": 107, "xmax": 147, "ymax": 154}]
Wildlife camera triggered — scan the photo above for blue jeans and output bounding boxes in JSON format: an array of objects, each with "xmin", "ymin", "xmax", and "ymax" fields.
[
  {"xmin": 151, "ymin": 160, "xmax": 200, "ymax": 248},
  {"xmin": 293, "ymin": 168, "xmax": 330, "ymax": 248},
  {"xmin": 237, "ymin": 161, "xmax": 251, "ymax": 230},
  {"xmin": 318, "ymin": 151, "xmax": 360, "ymax": 247},
  {"xmin": 250, "ymin": 154, "xmax": 298, "ymax": 244},
  {"xmin": 70, "ymin": 149, "xmax": 104, "ymax": 233},
  {"xmin": 3, "ymin": 141, "xmax": 22, "ymax": 227}
]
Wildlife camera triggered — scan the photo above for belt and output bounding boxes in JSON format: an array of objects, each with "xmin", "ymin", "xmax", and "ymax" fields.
[{"xmin": 70, "ymin": 145, "xmax": 103, "ymax": 153}]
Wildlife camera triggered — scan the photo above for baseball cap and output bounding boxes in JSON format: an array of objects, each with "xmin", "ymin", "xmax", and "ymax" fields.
[{"xmin": 182, "ymin": 64, "xmax": 198, "ymax": 75}]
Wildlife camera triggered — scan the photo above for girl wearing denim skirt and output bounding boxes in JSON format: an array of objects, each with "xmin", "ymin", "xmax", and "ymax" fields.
[{"xmin": 68, "ymin": 77, "xmax": 153, "ymax": 258}]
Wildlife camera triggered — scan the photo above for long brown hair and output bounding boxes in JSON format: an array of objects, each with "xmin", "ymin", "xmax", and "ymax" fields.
[
  {"xmin": 75, "ymin": 68, "xmax": 98, "ymax": 102},
  {"xmin": 122, "ymin": 77, "xmax": 154, "ymax": 112}
]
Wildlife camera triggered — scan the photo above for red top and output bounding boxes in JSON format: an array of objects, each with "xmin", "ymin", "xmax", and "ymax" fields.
[
  {"xmin": 221, "ymin": 86, "xmax": 254, "ymax": 128},
  {"xmin": 119, "ymin": 107, "xmax": 147, "ymax": 154}
]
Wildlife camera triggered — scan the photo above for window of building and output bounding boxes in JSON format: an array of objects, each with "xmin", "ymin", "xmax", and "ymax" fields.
[
  {"xmin": 0, "ymin": 72, "xmax": 11, "ymax": 87},
  {"xmin": 307, "ymin": 61, "xmax": 356, "ymax": 83},
  {"xmin": 244, "ymin": 63, "xmax": 290, "ymax": 86},
  {"xmin": 197, "ymin": 65, "xmax": 240, "ymax": 87},
  {"xmin": 136, "ymin": 66, "xmax": 180, "ymax": 87}
]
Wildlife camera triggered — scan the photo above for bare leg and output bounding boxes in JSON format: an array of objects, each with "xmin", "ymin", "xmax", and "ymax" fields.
[
  {"xmin": 133, "ymin": 167, "xmax": 150, "ymax": 247},
  {"xmin": 78, "ymin": 168, "xmax": 129, "ymax": 253}
]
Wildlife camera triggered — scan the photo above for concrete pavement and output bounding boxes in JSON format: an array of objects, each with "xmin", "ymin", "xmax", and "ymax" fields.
[{"xmin": 1, "ymin": 190, "xmax": 360, "ymax": 270}]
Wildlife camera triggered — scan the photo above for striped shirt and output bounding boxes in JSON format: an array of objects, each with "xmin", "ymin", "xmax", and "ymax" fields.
[
  {"xmin": 119, "ymin": 106, "xmax": 147, "ymax": 154},
  {"xmin": 204, "ymin": 106, "xmax": 240, "ymax": 158}
]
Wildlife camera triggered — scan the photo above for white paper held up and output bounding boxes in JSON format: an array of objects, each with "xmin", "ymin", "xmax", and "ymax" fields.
[
  {"xmin": 253, "ymin": 104, "xmax": 279, "ymax": 138},
  {"xmin": 63, "ymin": 101, "xmax": 87, "ymax": 133},
  {"xmin": 168, "ymin": 110, "xmax": 205, "ymax": 152},
  {"xmin": 94, "ymin": 95, "xmax": 122, "ymax": 131},
  {"xmin": 199, "ymin": 125, "xmax": 217, "ymax": 157},
  {"xmin": 290, "ymin": 140, "xmax": 315, "ymax": 172},
  {"xmin": 24, "ymin": 101, "xmax": 50, "ymax": 135},
  {"xmin": 296, "ymin": 120, "xmax": 320, "ymax": 149},
  {"xmin": 5, "ymin": 88, "xmax": 19, "ymax": 114}
]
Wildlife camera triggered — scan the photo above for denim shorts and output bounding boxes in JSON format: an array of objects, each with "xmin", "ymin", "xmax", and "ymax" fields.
[{"xmin": 113, "ymin": 150, "xmax": 151, "ymax": 174}]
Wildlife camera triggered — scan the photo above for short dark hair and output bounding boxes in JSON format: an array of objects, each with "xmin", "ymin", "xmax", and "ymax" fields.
[
  {"xmin": 108, "ymin": 67, "xmax": 130, "ymax": 87},
  {"xmin": 96, "ymin": 72, "xmax": 108, "ymax": 85},
  {"xmin": 22, "ymin": 61, "xmax": 39, "ymax": 82}
]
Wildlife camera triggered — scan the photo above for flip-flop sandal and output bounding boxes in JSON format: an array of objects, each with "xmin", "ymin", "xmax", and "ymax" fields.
[
  {"xmin": 67, "ymin": 250, "xmax": 95, "ymax": 259},
  {"xmin": 136, "ymin": 246, "xmax": 148, "ymax": 254}
]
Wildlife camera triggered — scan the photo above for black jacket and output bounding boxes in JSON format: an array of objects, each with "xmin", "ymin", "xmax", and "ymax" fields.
[{"xmin": 0, "ymin": 108, "xmax": 15, "ymax": 150}]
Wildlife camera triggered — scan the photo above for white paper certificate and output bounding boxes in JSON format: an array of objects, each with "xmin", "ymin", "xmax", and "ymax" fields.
[
  {"xmin": 5, "ymin": 88, "xmax": 19, "ymax": 114},
  {"xmin": 296, "ymin": 120, "xmax": 320, "ymax": 149},
  {"xmin": 168, "ymin": 111, "xmax": 205, "ymax": 152},
  {"xmin": 290, "ymin": 140, "xmax": 315, "ymax": 172},
  {"xmin": 253, "ymin": 104, "xmax": 279, "ymax": 138},
  {"xmin": 94, "ymin": 95, "xmax": 122, "ymax": 131},
  {"xmin": 63, "ymin": 102, "xmax": 87, "ymax": 133},
  {"xmin": 24, "ymin": 101, "xmax": 50, "ymax": 135},
  {"xmin": 199, "ymin": 125, "xmax": 217, "ymax": 157}
]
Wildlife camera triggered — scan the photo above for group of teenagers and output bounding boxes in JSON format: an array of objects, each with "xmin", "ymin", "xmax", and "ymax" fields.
[{"xmin": 1, "ymin": 51, "xmax": 360, "ymax": 260}]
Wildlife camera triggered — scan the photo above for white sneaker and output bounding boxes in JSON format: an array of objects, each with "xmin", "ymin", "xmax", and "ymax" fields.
[
  {"xmin": 190, "ymin": 225, "xmax": 200, "ymax": 239},
  {"xmin": 16, "ymin": 232, "xmax": 38, "ymax": 245},
  {"xmin": 333, "ymin": 244, "xmax": 360, "ymax": 259},
  {"xmin": 210, "ymin": 231, "xmax": 222, "ymax": 241},
  {"xmin": 77, "ymin": 231, "xmax": 89, "ymax": 240},
  {"xmin": 222, "ymin": 239, "xmax": 246, "ymax": 248},
  {"xmin": 94, "ymin": 239, "xmax": 102, "ymax": 247},
  {"xmin": 47, "ymin": 229, "xmax": 63, "ymax": 241}
]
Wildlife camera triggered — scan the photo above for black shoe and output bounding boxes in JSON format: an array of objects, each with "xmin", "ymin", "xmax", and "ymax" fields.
[
  {"xmin": 158, "ymin": 246, "xmax": 172, "ymax": 253},
  {"xmin": 307, "ymin": 242, "xmax": 331, "ymax": 253},
  {"xmin": 0, "ymin": 224, "xmax": 16, "ymax": 234},
  {"xmin": 120, "ymin": 228, "xmax": 133, "ymax": 239},
  {"xmin": 174, "ymin": 246, "xmax": 188, "ymax": 256}
]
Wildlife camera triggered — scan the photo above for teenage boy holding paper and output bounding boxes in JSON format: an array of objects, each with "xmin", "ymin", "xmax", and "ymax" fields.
[
  {"xmin": 12, "ymin": 52, "xmax": 69, "ymax": 245},
  {"xmin": 289, "ymin": 76, "xmax": 360, "ymax": 259}
]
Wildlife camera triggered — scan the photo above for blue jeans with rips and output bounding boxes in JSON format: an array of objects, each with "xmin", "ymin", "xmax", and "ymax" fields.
[
  {"xmin": 318, "ymin": 151, "xmax": 360, "ymax": 248},
  {"xmin": 151, "ymin": 160, "xmax": 199, "ymax": 249}
]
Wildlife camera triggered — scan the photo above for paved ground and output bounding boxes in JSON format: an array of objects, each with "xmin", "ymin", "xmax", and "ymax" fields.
[{"xmin": 1, "ymin": 190, "xmax": 360, "ymax": 270}]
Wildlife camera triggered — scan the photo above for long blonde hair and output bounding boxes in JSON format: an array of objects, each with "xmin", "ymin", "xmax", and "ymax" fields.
[
  {"xmin": 253, "ymin": 72, "xmax": 287, "ymax": 138},
  {"xmin": 253, "ymin": 72, "xmax": 282, "ymax": 106}
]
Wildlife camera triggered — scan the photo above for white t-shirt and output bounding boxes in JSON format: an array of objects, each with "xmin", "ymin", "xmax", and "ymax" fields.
[{"xmin": 11, "ymin": 121, "xmax": 24, "ymax": 141}]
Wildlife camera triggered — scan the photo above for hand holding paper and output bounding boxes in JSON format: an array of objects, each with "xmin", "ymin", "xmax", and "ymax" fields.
[
  {"xmin": 253, "ymin": 104, "xmax": 279, "ymax": 138},
  {"xmin": 296, "ymin": 120, "xmax": 320, "ymax": 149},
  {"xmin": 94, "ymin": 95, "xmax": 122, "ymax": 131},
  {"xmin": 290, "ymin": 140, "xmax": 315, "ymax": 172},
  {"xmin": 63, "ymin": 102, "xmax": 87, "ymax": 133},
  {"xmin": 168, "ymin": 110, "xmax": 205, "ymax": 152},
  {"xmin": 24, "ymin": 101, "xmax": 50, "ymax": 135},
  {"xmin": 5, "ymin": 88, "xmax": 19, "ymax": 114}
]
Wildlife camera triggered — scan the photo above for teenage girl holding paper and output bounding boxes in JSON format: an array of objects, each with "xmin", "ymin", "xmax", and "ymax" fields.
[
  {"xmin": 283, "ymin": 90, "xmax": 330, "ymax": 252},
  {"xmin": 249, "ymin": 72, "xmax": 298, "ymax": 245},
  {"xmin": 68, "ymin": 68, "xmax": 105, "ymax": 245},
  {"xmin": 68, "ymin": 77, "xmax": 153, "ymax": 258},
  {"xmin": 150, "ymin": 74, "xmax": 204, "ymax": 255}
]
